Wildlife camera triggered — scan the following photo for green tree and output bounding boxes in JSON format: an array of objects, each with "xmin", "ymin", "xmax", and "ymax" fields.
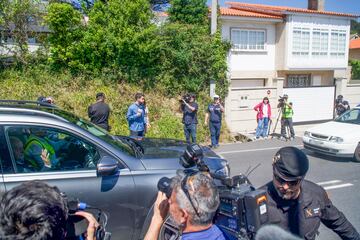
[
  {"xmin": 351, "ymin": 20, "xmax": 360, "ymax": 35},
  {"xmin": 0, "ymin": 0, "xmax": 43, "ymax": 65},
  {"xmin": 45, "ymin": 3, "xmax": 83, "ymax": 70},
  {"xmin": 168, "ymin": 0, "xmax": 208, "ymax": 26}
]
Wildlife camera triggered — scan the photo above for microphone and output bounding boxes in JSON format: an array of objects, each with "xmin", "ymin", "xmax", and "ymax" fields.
[{"xmin": 255, "ymin": 225, "xmax": 302, "ymax": 240}]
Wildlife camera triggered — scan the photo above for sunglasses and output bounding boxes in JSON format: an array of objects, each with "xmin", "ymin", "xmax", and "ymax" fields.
[
  {"xmin": 180, "ymin": 173, "xmax": 200, "ymax": 218},
  {"xmin": 274, "ymin": 174, "xmax": 301, "ymax": 187}
]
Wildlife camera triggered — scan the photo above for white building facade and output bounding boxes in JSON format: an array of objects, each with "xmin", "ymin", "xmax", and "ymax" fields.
[{"xmin": 220, "ymin": 2, "xmax": 359, "ymax": 133}]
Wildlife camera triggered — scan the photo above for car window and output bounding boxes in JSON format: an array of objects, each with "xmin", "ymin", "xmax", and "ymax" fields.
[
  {"xmin": 6, "ymin": 126, "xmax": 101, "ymax": 173},
  {"xmin": 0, "ymin": 127, "xmax": 14, "ymax": 174},
  {"xmin": 335, "ymin": 109, "xmax": 360, "ymax": 125}
]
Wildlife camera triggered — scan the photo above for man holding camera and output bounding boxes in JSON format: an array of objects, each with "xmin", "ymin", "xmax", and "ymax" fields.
[
  {"xmin": 180, "ymin": 94, "xmax": 199, "ymax": 144},
  {"xmin": 145, "ymin": 172, "xmax": 226, "ymax": 240},
  {"xmin": 278, "ymin": 94, "xmax": 295, "ymax": 141},
  {"xmin": 262, "ymin": 147, "xmax": 360, "ymax": 240},
  {"xmin": 335, "ymin": 95, "xmax": 350, "ymax": 117},
  {"xmin": 0, "ymin": 181, "xmax": 99, "ymax": 240}
]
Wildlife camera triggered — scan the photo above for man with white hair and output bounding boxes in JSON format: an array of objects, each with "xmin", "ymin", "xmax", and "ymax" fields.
[{"xmin": 145, "ymin": 172, "xmax": 226, "ymax": 240}]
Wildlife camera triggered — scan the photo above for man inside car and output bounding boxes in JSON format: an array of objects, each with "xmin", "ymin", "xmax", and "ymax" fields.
[{"xmin": 145, "ymin": 172, "xmax": 226, "ymax": 240}]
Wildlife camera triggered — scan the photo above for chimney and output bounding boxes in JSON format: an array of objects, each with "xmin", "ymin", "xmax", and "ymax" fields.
[{"xmin": 308, "ymin": 0, "xmax": 324, "ymax": 11}]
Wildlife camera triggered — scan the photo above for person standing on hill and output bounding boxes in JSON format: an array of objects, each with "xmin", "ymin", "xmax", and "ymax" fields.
[
  {"xmin": 88, "ymin": 92, "xmax": 111, "ymax": 131},
  {"xmin": 127, "ymin": 93, "xmax": 146, "ymax": 139}
]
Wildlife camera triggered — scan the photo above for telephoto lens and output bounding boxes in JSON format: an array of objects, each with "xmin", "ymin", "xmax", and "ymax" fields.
[{"xmin": 157, "ymin": 177, "xmax": 173, "ymax": 198}]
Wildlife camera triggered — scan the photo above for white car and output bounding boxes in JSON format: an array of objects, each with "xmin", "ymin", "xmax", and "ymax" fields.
[{"xmin": 302, "ymin": 107, "xmax": 360, "ymax": 162}]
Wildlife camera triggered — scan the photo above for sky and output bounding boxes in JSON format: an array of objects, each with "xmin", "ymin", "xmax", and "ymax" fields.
[{"xmin": 210, "ymin": 0, "xmax": 360, "ymax": 16}]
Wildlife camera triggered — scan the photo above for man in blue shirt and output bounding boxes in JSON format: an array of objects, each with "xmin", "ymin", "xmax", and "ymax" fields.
[
  {"xmin": 144, "ymin": 172, "xmax": 226, "ymax": 240},
  {"xmin": 181, "ymin": 94, "xmax": 199, "ymax": 144},
  {"xmin": 205, "ymin": 94, "xmax": 224, "ymax": 148},
  {"xmin": 127, "ymin": 93, "xmax": 146, "ymax": 139}
]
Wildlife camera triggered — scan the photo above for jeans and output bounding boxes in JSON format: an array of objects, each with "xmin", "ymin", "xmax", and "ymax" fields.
[
  {"xmin": 130, "ymin": 130, "xmax": 144, "ymax": 139},
  {"xmin": 256, "ymin": 117, "xmax": 269, "ymax": 138},
  {"xmin": 281, "ymin": 118, "xmax": 295, "ymax": 138},
  {"xmin": 210, "ymin": 122, "xmax": 221, "ymax": 146},
  {"xmin": 184, "ymin": 124, "xmax": 197, "ymax": 144}
]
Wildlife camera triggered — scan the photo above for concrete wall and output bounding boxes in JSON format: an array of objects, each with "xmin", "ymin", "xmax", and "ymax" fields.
[
  {"xmin": 349, "ymin": 49, "xmax": 360, "ymax": 60},
  {"xmin": 225, "ymin": 86, "xmax": 280, "ymax": 133},
  {"xmin": 275, "ymin": 22, "xmax": 287, "ymax": 70},
  {"xmin": 344, "ymin": 84, "xmax": 360, "ymax": 107}
]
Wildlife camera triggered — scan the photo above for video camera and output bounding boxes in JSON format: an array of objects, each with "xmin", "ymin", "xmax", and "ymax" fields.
[
  {"xmin": 158, "ymin": 144, "xmax": 269, "ymax": 240},
  {"xmin": 61, "ymin": 194, "xmax": 111, "ymax": 240},
  {"xmin": 179, "ymin": 93, "xmax": 194, "ymax": 104},
  {"xmin": 277, "ymin": 95, "xmax": 288, "ymax": 108}
]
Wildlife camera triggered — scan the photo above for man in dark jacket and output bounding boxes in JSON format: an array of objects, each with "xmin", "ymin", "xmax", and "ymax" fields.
[
  {"xmin": 262, "ymin": 147, "xmax": 360, "ymax": 240},
  {"xmin": 88, "ymin": 92, "xmax": 111, "ymax": 131}
]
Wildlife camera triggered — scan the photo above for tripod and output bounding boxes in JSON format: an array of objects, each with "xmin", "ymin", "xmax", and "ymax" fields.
[{"xmin": 270, "ymin": 105, "xmax": 290, "ymax": 140}]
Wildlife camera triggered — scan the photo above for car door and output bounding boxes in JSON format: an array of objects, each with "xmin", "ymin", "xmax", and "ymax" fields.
[{"xmin": 2, "ymin": 124, "xmax": 137, "ymax": 240}]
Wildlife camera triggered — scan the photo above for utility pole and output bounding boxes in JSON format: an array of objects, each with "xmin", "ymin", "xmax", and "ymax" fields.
[
  {"xmin": 210, "ymin": 0, "xmax": 217, "ymax": 97},
  {"xmin": 211, "ymin": 0, "xmax": 217, "ymax": 35}
]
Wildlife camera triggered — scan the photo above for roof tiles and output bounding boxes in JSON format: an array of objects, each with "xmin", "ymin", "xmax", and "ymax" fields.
[
  {"xmin": 350, "ymin": 38, "xmax": 360, "ymax": 49},
  {"xmin": 221, "ymin": 2, "xmax": 359, "ymax": 19}
]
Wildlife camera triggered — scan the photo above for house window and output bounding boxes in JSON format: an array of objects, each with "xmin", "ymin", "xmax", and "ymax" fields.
[
  {"xmin": 231, "ymin": 29, "xmax": 265, "ymax": 51},
  {"xmin": 330, "ymin": 30, "xmax": 346, "ymax": 58},
  {"xmin": 312, "ymin": 29, "xmax": 328, "ymax": 57},
  {"xmin": 287, "ymin": 74, "xmax": 311, "ymax": 87},
  {"xmin": 292, "ymin": 27, "xmax": 310, "ymax": 56}
]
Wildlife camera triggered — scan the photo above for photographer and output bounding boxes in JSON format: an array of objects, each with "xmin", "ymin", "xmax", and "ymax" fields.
[
  {"xmin": 0, "ymin": 181, "xmax": 99, "ymax": 240},
  {"xmin": 180, "ymin": 94, "xmax": 199, "ymax": 144},
  {"xmin": 261, "ymin": 147, "xmax": 360, "ymax": 240},
  {"xmin": 205, "ymin": 94, "xmax": 224, "ymax": 148},
  {"xmin": 335, "ymin": 95, "xmax": 350, "ymax": 117},
  {"xmin": 144, "ymin": 172, "xmax": 226, "ymax": 240},
  {"xmin": 278, "ymin": 94, "xmax": 295, "ymax": 141}
]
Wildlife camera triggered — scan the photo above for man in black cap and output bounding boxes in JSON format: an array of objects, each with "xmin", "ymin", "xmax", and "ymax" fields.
[
  {"xmin": 88, "ymin": 92, "xmax": 111, "ymax": 131},
  {"xmin": 262, "ymin": 146, "xmax": 360, "ymax": 240}
]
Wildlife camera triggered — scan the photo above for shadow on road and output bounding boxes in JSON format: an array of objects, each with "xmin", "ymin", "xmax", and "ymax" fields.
[{"xmin": 303, "ymin": 149, "xmax": 355, "ymax": 163}]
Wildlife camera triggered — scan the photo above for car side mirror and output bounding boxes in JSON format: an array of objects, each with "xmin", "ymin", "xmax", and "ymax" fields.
[{"xmin": 96, "ymin": 156, "xmax": 119, "ymax": 177}]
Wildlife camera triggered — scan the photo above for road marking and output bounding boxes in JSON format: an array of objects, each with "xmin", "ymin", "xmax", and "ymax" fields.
[
  {"xmin": 323, "ymin": 183, "xmax": 353, "ymax": 190},
  {"xmin": 317, "ymin": 180, "xmax": 342, "ymax": 186},
  {"xmin": 217, "ymin": 145, "xmax": 303, "ymax": 155}
]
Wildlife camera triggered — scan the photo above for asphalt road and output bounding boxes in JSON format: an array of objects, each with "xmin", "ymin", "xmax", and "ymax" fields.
[{"xmin": 214, "ymin": 137, "xmax": 360, "ymax": 240}]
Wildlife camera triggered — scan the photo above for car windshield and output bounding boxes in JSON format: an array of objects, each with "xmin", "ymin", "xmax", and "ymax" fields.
[
  {"xmin": 48, "ymin": 108, "xmax": 136, "ymax": 157},
  {"xmin": 334, "ymin": 108, "xmax": 360, "ymax": 125}
]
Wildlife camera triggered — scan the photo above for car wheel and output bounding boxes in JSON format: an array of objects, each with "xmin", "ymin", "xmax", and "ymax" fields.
[
  {"xmin": 159, "ymin": 216, "xmax": 180, "ymax": 240},
  {"xmin": 353, "ymin": 144, "xmax": 360, "ymax": 162}
]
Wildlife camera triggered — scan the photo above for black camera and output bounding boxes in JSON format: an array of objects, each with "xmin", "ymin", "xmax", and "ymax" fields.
[
  {"xmin": 62, "ymin": 194, "xmax": 111, "ymax": 240},
  {"xmin": 180, "ymin": 93, "xmax": 193, "ymax": 104},
  {"xmin": 158, "ymin": 144, "xmax": 269, "ymax": 240}
]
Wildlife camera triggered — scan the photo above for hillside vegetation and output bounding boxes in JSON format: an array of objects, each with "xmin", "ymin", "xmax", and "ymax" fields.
[{"xmin": 0, "ymin": 67, "xmax": 233, "ymax": 143}]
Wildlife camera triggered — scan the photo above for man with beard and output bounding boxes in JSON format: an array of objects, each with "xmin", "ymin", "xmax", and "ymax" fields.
[
  {"xmin": 262, "ymin": 147, "xmax": 360, "ymax": 240},
  {"xmin": 144, "ymin": 172, "xmax": 226, "ymax": 240}
]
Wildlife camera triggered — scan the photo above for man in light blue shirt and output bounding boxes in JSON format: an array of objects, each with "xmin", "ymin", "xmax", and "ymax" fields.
[{"xmin": 127, "ymin": 92, "xmax": 146, "ymax": 139}]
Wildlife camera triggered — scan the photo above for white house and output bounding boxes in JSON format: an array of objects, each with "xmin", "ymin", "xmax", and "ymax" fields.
[{"xmin": 220, "ymin": 0, "xmax": 360, "ymax": 133}]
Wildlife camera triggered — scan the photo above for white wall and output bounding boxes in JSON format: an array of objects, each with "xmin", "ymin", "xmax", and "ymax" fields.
[
  {"xmin": 221, "ymin": 20, "xmax": 277, "ymax": 73},
  {"xmin": 286, "ymin": 14, "xmax": 351, "ymax": 70}
]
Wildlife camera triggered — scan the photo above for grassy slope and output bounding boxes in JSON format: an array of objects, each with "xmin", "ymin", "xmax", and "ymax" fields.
[{"xmin": 0, "ymin": 67, "xmax": 233, "ymax": 144}]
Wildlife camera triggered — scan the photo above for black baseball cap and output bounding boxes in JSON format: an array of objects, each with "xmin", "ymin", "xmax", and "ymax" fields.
[{"xmin": 273, "ymin": 147, "xmax": 309, "ymax": 181}]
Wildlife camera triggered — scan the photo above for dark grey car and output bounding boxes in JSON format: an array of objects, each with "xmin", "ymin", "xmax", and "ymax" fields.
[{"xmin": 0, "ymin": 101, "xmax": 229, "ymax": 239}]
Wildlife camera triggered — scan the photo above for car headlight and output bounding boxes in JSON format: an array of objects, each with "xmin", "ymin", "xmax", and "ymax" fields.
[
  {"xmin": 215, "ymin": 162, "xmax": 230, "ymax": 178},
  {"xmin": 329, "ymin": 136, "xmax": 344, "ymax": 143},
  {"xmin": 304, "ymin": 131, "xmax": 311, "ymax": 137}
]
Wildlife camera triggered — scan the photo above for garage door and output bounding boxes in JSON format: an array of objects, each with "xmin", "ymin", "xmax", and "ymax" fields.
[{"xmin": 283, "ymin": 86, "xmax": 335, "ymax": 123}]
